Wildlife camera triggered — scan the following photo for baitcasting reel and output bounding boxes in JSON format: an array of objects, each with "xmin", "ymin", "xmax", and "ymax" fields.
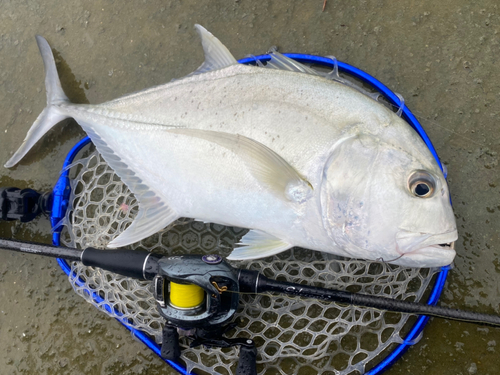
[{"xmin": 153, "ymin": 254, "xmax": 257, "ymax": 375}]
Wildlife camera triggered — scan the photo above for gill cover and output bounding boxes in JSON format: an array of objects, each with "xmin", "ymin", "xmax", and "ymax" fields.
[
  {"xmin": 320, "ymin": 134, "xmax": 381, "ymax": 259},
  {"xmin": 321, "ymin": 133, "xmax": 457, "ymax": 266}
]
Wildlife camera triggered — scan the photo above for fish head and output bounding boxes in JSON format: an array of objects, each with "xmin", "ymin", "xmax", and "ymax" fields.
[{"xmin": 320, "ymin": 133, "xmax": 457, "ymax": 268}]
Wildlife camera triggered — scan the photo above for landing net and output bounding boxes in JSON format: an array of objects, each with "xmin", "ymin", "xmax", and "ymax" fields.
[
  {"xmin": 57, "ymin": 148, "xmax": 439, "ymax": 375},
  {"xmin": 53, "ymin": 54, "xmax": 447, "ymax": 375}
]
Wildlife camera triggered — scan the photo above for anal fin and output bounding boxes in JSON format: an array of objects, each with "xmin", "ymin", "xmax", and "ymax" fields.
[
  {"xmin": 108, "ymin": 199, "xmax": 178, "ymax": 248},
  {"xmin": 227, "ymin": 230, "xmax": 292, "ymax": 260},
  {"xmin": 82, "ymin": 125, "xmax": 179, "ymax": 248}
]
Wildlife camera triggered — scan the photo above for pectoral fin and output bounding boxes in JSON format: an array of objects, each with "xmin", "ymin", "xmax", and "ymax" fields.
[
  {"xmin": 227, "ymin": 230, "xmax": 292, "ymax": 260},
  {"xmin": 167, "ymin": 128, "xmax": 313, "ymax": 202}
]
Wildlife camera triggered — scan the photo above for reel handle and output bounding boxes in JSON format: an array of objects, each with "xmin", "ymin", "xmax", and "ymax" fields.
[
  {"xmin": 236, "ymin": 340, "xmax": 257, "ymax": 375},
  {"xmin": 161, "ymin": 324, "xmax": 181, "ymax": 361}
]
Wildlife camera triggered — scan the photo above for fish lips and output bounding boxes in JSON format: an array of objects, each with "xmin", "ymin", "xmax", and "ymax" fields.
[{"xmin": 394, "ymin": 229, "xmax": 458, "ymax": 268}]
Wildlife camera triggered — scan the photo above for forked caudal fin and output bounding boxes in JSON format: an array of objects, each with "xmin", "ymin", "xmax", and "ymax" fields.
[{"xmin": 5, "ymin": 36, "xmax": 70, "ymax": 168}]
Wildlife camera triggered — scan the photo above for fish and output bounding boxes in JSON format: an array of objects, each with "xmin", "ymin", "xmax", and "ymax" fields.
[{"xmin": 5, "ymin": 25, "xmax": 457, "ymax": 268}]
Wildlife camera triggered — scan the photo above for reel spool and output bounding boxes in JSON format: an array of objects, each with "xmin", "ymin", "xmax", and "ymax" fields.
[
  {"xmin": 154, "ymin": 254, "xmax": 239, "ymax": 329},
  {"xmin": 168, "ymin": 282, "xmax": 205, "ymax": 310}
]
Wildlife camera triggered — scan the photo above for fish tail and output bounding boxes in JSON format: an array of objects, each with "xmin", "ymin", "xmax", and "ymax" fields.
[{"xmin": 4, "ymin": 35, "xmax": 70, "ymax": 168}]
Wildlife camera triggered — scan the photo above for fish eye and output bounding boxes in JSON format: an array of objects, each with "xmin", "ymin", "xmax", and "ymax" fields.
[{"xmin": 408, "ymin": 170, "xmax": 435, "ymax": 198}]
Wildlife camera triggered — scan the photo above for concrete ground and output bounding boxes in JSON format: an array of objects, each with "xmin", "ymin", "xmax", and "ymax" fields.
[{"xmin": 0, "ymin": 1, "xmax": 499, "ymax": 374}]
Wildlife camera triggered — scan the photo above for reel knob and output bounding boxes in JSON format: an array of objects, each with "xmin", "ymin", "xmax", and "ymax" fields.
[
  {"xmin": 236, "ymin": 340, "xmax": 258, "ymax": 375},
  {"xmin": 160, "ymin": 324, "xmax": 180, "ymax": 361}
]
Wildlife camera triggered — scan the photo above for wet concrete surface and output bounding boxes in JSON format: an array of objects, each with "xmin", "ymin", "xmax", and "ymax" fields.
[{"xmin": 0, "ymin": 0, "xmax": 499, "ymax": 374}]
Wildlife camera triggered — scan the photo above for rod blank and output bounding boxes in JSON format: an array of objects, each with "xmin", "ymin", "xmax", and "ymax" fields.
[
  {"xmin": 0, "ymin": 238, "xmax": 82, "ymax": 261},
  {"xmin": 238, "ymin": 269, "xmax": 500, "ymax": 327}
]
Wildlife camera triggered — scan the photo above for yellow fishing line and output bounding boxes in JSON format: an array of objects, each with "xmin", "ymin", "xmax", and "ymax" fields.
[{"xmin": 170, "ymin": 282, "xmax": 204, "ymax": 309}]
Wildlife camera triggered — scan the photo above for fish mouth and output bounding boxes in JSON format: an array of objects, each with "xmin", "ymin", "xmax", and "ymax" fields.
[
  {"xmin": 437, "ymin": 242, "xmax": 454, "ymax": 250},
  {"xmin": 394, "ymin": 229, "xmax": 458, "ymax": 268},
  {"xmin": 398, "ymin": 241, "xmax": 456, "ymax": 268},
  {"xmin": 409, "ymin": 241, "xmax": 455, "ymax": 256}
]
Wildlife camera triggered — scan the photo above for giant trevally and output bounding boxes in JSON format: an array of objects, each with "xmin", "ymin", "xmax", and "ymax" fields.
[{"xmin": 5, "ymin": 25, "xmax": 457, "ymax": 267}]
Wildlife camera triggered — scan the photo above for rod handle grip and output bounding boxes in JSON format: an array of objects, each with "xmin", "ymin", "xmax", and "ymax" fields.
[{"xmin": 81, "ymin": 248, "xmax": 158, "ymax": 280}]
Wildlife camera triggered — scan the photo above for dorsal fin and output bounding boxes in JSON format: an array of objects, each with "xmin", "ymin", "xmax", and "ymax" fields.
[
  {"xmin": 263, "ymin": 50, "xmax": 321, "ymax": 76},
  {"xmin": 190, "ymin": 24, "xmax": 237, "ymax": 76}
]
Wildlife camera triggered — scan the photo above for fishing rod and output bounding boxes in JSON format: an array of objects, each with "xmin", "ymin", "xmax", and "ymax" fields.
[{"xmin": 0, "ymin": 239, "xmax": 500, "ymax": 327}]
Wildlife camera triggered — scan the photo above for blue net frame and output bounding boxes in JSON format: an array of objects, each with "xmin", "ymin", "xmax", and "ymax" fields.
[{"xmin": 49, "ymin": 54, "xmax": 450, "ymax": 375}]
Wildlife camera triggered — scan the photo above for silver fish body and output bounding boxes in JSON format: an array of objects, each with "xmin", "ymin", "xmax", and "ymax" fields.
[{"xmin": 5, "ymin": 26, "xmax": 457, "ymax": 267}]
